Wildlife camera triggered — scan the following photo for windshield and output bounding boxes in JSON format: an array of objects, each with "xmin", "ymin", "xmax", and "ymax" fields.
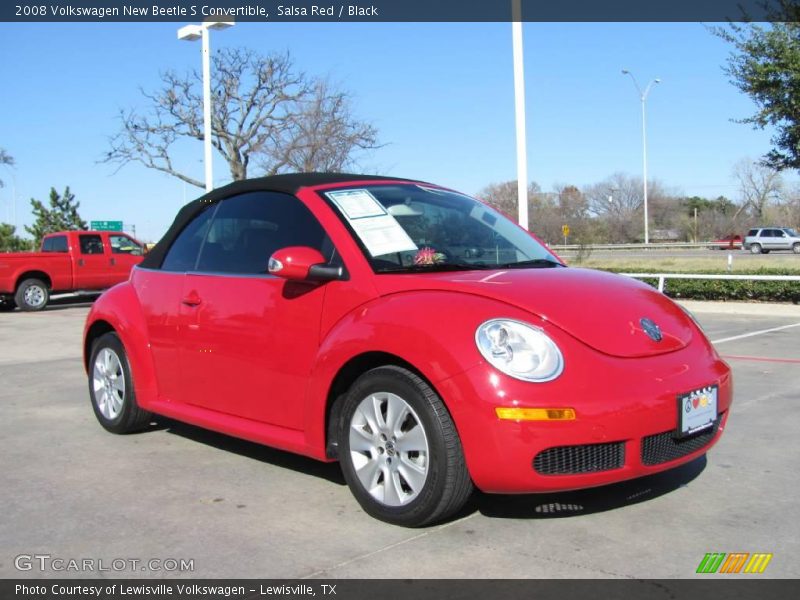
[
  {"xmin": 321, "ymin": 184, "xmax": 562, "ymax": 273},
  {"xmin": 784, "ymin": 228, "xmax": 799, "ymax": 237}
]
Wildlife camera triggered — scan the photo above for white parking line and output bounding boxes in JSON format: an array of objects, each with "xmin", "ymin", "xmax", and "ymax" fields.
[
  {"xmin": 301, "ymin": 512, "xmax": 477, "ymax": 578},
  {"xmin": 711, "ymin": 322, "xmax": 800, "ymax": 345}
]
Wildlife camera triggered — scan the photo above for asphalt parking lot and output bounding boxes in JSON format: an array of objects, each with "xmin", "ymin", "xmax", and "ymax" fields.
[{"xmin": 1, "ymin": 301, "xmax": 798, "ymax": 579}]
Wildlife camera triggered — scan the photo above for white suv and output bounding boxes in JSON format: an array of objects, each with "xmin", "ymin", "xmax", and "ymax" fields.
[{"xmin": 743, "ymin": 227, "xmax": 800, "ymax": 254}]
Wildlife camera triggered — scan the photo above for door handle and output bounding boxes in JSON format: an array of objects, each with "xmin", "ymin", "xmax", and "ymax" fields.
[
  {"xmin": 110, "ymin": 258, "xmax": 116, "ymax": 266},
  {"xmin": 78, "ymin": 258, "xmax": 85, "ymax": 267},
  {"xmin": 181, "ymin": 293, "xmax": 202, "ymax": 307}
]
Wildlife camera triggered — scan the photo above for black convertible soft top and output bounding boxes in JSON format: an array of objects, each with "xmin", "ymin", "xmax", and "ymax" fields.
[{"xmin": 140, "ymin": 172, "xmax": 414, "ymax": 269}]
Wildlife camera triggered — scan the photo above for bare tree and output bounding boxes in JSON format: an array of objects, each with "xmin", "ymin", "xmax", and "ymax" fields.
[
  {"xmin": 732, "ymin": 158, "xmax": 784, "ymax": 221},
  {"xmin": 475, "ymin": 180, "xmax": 542, "ymax": 225},
  {"xmin": 263, "ymin": 79, "xmax": 379, "ymax": 174},
  {"xmin": 104, "ymin": 48, "xmax": 380, "ymax": 187}
]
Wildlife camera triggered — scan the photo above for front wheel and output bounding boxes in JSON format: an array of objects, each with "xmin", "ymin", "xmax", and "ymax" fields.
[
  {"xmin": 89, "ymin": 332, "xmax": 152, "ymax": 434},
  {"xmin": 750, "ymin": 243, "xmax": 762, "ymax": 254},
  {"xmin": 338, "ymin": 365, "xmax": 473, "ymax": 527},
  {"xmin": 15, "ymin": 278, "xmax": 49, "ymax": 311}
]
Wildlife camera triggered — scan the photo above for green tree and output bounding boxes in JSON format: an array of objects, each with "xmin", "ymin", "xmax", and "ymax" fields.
[
  {"xmin": 713, "ymin": 11, "xmax": 800, "ymax": 170},
  {"xmin": 0, "ymin": 223, "xmax": 32, "ymax": 252},
  {"xmin": 25, "ymin": 187, "xmax": 87, "ymax": 247},
  {"xmin": 0, "ymin": 148, "xmax": 13, "ymax": 188}
]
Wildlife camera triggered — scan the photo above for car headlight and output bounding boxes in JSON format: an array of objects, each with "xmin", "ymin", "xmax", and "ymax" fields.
[{"xmin": 475, "ymin": 319, "xmax": 564, "ymax": 382}]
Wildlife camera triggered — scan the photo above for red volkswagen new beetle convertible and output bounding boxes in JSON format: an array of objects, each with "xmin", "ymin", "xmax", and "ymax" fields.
[{"xmin": 83, "ymin": 173, "xmax": 732, "ymax": 526}]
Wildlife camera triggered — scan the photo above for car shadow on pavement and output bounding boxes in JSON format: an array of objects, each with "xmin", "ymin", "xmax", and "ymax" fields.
[
  {"xmin": 468, "ymin": 456, "xmax": 707, "ymax": 521},
  {"xmin": 162, "ymin": 419, "xmax": 347, "ymax": 486}
]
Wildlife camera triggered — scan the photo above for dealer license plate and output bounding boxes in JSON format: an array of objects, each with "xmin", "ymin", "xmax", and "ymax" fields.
[{"xmin": 677, "ymin": 385, "xmax": 718, "ymax": 437}]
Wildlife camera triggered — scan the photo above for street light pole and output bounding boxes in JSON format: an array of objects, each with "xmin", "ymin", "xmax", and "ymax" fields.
[
  {"xmin": 178, "ymin": 20, "xmax": 234, "ymax": 193},
  {"xmin": 511, "ymin": 0, "xmax": 528, "ymax": 230},
  {"xmin": 622, "ymin": 69, "xmax": 660, "ymax": 245}
]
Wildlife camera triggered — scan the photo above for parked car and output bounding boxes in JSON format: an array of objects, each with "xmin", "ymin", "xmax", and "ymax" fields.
[
  {"xmin": 710, "ymin": 234, "xmax": 743, "ymax": 250},
  {"xmin": 743, "ymin": 227, "xmax": 800, "ymax": 254},
  {"xmin": 0, "ymin": 230, "xmax": 144, "ymax": 311},
  {"xmin": 83, "ymin": 173, "xmax": 732, "ymax": 527}
]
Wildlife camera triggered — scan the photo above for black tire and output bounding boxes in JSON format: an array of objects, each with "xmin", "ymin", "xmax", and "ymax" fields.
[
  {"xmin": 0, "ymin": 298, "xmax": 15, "ymax": 312},
  {"xmin": 793, "ymin": 243, "xmax": 800, "ymax": 254},
  {"xmin": 15, "ymin": 278, "xmax": 49, "ymax": 311},
  {"xmin": 88, "ymin": 332, "xmax": 152, "ymax": 434},
  {"xmin": 337, "ymin": 365, "xmax": 473, "ymax": 527},
  {"xmin": 750, "ymin": 243, "xmax": 762, "ymax": 255}
]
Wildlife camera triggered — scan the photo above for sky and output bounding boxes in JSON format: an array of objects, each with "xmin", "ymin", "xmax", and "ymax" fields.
[{"xmin": 0, "ymin": 21, "xmax": 791, "ymax": 242}]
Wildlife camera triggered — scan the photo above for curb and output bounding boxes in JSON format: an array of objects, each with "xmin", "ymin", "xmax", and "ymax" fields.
[{"xmin": 677, "ymin": 299, "xmax": 800, "ymax": 317}]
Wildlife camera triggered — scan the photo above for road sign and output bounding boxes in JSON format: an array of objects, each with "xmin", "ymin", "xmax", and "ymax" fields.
[
  {"xmin": 90, "ymin": 220, "xmax": 123, "ymax": 232},
  {"xmin": 562, "ymin": 224, "xmax": 570, "ymax": 237}
]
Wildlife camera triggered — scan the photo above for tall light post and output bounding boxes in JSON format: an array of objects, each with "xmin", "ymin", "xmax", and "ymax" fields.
[
  {"xmin": 177, "ymin": 19, "xmax": 234, "ymax": 193},
  {"xmin": 1, "ymin": 166, "xmax": 17, "ymax": 229},
  {"xmin": 511, "ymin": 0, "xmax": 528, "ymax": 230},
  {"xmin": 621, "ymin": 69, "xmax": 660, "ymax": 244}
]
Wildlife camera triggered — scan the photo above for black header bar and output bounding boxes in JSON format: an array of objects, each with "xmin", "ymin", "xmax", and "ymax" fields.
[{"xmin": 2, "ymin": 0, "xmax": 797, "ymax": 23}]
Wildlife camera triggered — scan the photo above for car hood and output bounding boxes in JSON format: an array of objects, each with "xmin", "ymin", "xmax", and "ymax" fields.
[{"xmin": 373, "ymin": 267, "xmax": 694, "ymax": 358}]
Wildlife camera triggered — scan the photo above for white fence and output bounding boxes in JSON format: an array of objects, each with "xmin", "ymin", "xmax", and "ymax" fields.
[
  {"xmin": 550, "ymin": 242, "xmax": 737, "ymax": 252},
  {"xmin": 619, "ymin": 272, "xmax": 800, "ymax": 293}
]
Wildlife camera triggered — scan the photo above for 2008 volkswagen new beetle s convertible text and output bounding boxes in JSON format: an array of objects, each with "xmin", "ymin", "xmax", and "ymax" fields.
[{"xmin": 83, "ymin": 173, "xmax": 732, "ymax": 527}]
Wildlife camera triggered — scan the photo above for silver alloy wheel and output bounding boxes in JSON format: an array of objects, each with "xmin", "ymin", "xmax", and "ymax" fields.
[
  {"xmin": 750, "ymin": 244, "xmax": 762, "ymax": 254},
  {"xmin": 348, "ymin": 392, "xmax": 429, "ymax": 507},
  {"xmin": 92, "ymin": 347, "xmax": 126, "ymax": 420},
  {"xmin": 23, "ymin": 285, "xmax": 45, "ymax": 307}
]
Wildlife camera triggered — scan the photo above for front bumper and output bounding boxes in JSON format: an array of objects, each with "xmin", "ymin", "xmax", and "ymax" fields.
[{"xmin": 438, "ymin": 337, "xmax": 732, "ymax": 494}]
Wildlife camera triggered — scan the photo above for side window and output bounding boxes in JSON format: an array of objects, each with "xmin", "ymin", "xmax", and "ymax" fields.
[
  {"xmin": 79, "ymin": 234, "xmax": 105, "ymax": 255},
  {"xmin": 109, "ymin": 235, "xmax": 143, "ymax": 256},
  {"xmin": 161, "ymin": 205, "xmax": 216, "ymax": 272},
  {"xmin": 760, "ymin": 230, "xmax": 772, "ymax": 238},
  {"xmin": 42, "ymin": 235, "xmax": 68, "ymax": 253},
  {"xmin": 196, "ymin": 191, "xmax": 328, "ymax": 274},
  {"xmin": 746, "ymin": 229, "xmax": 758, "ymax": 237}
]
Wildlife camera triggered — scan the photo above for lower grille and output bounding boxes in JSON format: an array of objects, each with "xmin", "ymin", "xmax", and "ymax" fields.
[
  {"xmin": 533, "ymin": 442, "xmax": 625, "ymax": 475},
  {"xmin": 641, "ymin": 420, "xmax": 720, "ymax": 466}
]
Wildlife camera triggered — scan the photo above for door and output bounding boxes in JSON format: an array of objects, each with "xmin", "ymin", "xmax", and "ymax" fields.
[
  {"xmin": 107, "ymin": 234, "xmax": 144, "ymax": 283},
  {"xmin": 141, "ymin": 204, "xmax": 216, "ymax": 403},
  {"xmin": 763, "ymin": 229, "xmax": 784, "ymax": 250},
  {"xmin": 74, "ymin": 234, "xmax": 111, "ymax": 289},
  {"xmin": 175, "ymin": 191, "xmax": 334, "ymax": 430}
]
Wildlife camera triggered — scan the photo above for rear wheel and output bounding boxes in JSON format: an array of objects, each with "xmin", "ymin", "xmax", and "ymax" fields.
[
  {"xmin": 89, "ymin": 332, "xmax": 152, "ymax": 434},
  {"xmin": 15, "ymin": 278, "xmax": 49, "ymax": 311},
  {"xmin": 793, "ymin": 243, "xmax": 800, "ymax": 254},
  {"xmin": 750, "ymin": 243, "xmax": 762, "ymax": 254},
  {"xmin": 338, "ymin": 365, "xmax": 473, "ymax": 527}
]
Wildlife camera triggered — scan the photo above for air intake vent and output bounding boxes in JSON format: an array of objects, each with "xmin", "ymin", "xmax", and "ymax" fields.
[
  {"xmin": 641, "ymin": 420, "xmax": 720, "ymax": 466},
  {"xmin": 533, "ymin": 442, "xmax": 625, "ymax": 475}
]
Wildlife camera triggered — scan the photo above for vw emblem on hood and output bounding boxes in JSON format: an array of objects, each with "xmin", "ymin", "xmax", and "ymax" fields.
[{"xmin": 640, "ymin": 318, "xmax": 662, "ymax": 342}]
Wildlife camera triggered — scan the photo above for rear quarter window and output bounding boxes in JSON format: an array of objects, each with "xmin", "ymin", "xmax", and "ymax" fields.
[{"xmin": 42, "ymin": 236, "xmax": 68, "ymax": 253}]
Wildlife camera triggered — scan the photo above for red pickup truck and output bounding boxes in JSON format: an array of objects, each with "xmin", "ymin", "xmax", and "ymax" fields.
[{"xmin": 0, "ymin": 230, "xmax": 145, "ymax": 312}]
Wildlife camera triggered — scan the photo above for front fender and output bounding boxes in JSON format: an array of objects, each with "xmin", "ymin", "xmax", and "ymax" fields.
[
  {"xmin": 303, "ymin": 290, "xmax": 544, "ymax": 452},
  {"xmin": 83, "ymin": 282, "xmax": 159, "ymax": 411}
]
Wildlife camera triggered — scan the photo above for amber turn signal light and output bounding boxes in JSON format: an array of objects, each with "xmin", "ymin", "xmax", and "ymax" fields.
[{"xmin": 495, "ymin": 407, "xmax": 576, "ymax": 421}]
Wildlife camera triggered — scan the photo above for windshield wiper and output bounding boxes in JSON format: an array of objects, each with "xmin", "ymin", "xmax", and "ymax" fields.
[
  {"xmin": 494, "ymin": 259, "xmax": 564, "ymax": 269},
  {"xmin": 377, "ymin": 263, "xmax": 493, "ymax": 274}
]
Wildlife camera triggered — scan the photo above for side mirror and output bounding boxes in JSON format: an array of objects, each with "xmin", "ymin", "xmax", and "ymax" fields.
[{"xmin": 268, "ymin": 246, "xmax": 345, "ymax": 282}]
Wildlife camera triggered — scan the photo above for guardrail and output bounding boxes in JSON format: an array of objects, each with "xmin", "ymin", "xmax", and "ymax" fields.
[
  {"xmin": 549, "ymin": 242, "xmax": 738, "ymax": 251},
  {"xmin": 619, "ymin": 272, "xmax": 800, "ymax": 293}
]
